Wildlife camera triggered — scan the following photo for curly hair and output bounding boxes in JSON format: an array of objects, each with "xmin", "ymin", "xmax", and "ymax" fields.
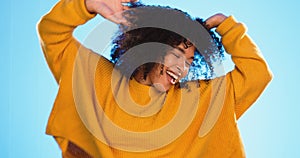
[{"xmin": 110, "ymin": 2, "xmax": 224, "ymax": 81}]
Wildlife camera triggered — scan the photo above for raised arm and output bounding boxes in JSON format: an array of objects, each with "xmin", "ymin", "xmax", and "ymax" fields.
[
  {"xmin": 206, "ymin": 14, "xmax": 273, "ymax": 119},
  {"xmin": 37, "ymin": 0, "xmax": 96, "ymax": 82},
  {"xmin": 37, "ymin": 0, "xmax": 134, "ymax": 83}
]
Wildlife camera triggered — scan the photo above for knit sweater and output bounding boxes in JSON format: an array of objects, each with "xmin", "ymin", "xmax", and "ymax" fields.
[{"xmin": 37, "ymin": 0, "xmax": 272, "ymax": 157}]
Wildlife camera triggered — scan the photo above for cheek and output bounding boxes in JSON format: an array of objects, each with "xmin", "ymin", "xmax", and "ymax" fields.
[
  {"xmin": 163, "ymin": 55, "xmax": 176, "ymax": 67},
  {"xmin": 149, "ymin": 65, "xmax": 164, "ymax": 80},
  {"xmin": 181, "ymin": 70, "xmax": 189, "ymax": 78}
]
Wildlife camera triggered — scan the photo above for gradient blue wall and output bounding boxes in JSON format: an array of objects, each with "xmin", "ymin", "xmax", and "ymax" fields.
[{"xmin": 1, "ymin": 0, "xmax": 299, "ymax": 157}]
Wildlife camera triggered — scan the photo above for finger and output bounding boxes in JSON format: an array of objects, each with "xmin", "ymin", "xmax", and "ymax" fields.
[
  {"xmin": 204, "ymin": 16, "xmax": 215, "ymax": 30},
  {"xmin": 121, "ymin": 0, "xmax": 139, "ymax": 2},
  {"xmin": 106, "ymin": 10, "xmax": 128, "ymax": 24},
  {"xmin": 123, "ymin": 6, "xmax": 130, "ymax": 10},
  {"xmin": 111, "ymin": 0, "xmax": 124, "ymax": 13},
  {"xmin": 203, "ymin": 21, "xmax": 212, "ymax": 30},
  {"xmin": 107, "ymin": 15, "xmax": 123, "ymax": 24},
  {"xmin": 98, "ymin": 4, "xmax": 122, "ymax": 24}
]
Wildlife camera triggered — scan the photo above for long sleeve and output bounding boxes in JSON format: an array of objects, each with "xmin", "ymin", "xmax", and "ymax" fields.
[
  {"xmin": 216, "ymin": 16, "xmax": 273, "ymax": 119},
  {"xmin": 37, "ymin": 0, "xmax": 96, "ymax": 83}
]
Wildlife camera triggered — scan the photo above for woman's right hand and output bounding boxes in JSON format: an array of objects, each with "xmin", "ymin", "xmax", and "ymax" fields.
[{"xmin": 85, "ymin": 0, "xmax": 138, "ymax": 23}]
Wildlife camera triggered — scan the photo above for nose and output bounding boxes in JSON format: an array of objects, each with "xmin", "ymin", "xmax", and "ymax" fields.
[
  {"xmin": 177, "ymin": 56, "xmax": 189, "ymax": 73},
  {"xmin": 175, "ymin": 59, "xmax": 190, "ymax": 78},
  {"xmin": 176, "ymin": 65, "xmax": 182, "ymax": 77},
  {"xmin": 175, "ymin": 55, "xmax": 184, "ymax": 68}
]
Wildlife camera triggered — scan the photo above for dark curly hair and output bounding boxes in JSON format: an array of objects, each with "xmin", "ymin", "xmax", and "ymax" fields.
[{"xmin": 110, "ymin": 2, "xmax": 224, "ymax": 81}]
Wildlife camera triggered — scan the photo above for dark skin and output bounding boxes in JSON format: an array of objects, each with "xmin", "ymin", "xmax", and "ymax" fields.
[
  {"xmin": 85, "ymin": 0, "xmax": 228, "ymax": 91},
  {"xmin": 133, "ymin": 43, "xmax": 196, "ymax": 92},
  {"xmin": 85, "ymin": 0, "xmax": 227, "ymax": 28}
]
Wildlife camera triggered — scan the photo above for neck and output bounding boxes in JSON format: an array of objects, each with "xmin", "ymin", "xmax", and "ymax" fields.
[{"xmin": 133, "ymin": 70, "xmax": 151, "ymax": 86}]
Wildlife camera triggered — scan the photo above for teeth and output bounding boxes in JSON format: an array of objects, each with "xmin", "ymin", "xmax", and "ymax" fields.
[
  {"xmin": 170, "ymin": 78, "xmax": 176, "ymax": 84},
  {"xmin": 166, "ymin": 70, "xmax": 179, "ymax": 84},
  {"xmin": 166, "ymin": 71, "xmax": 178, "ymax": 80}
]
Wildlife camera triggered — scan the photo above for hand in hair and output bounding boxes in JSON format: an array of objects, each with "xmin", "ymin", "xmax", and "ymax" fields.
[
  {"xmin": 85, "ymin": 0, "xmax": 138, "ymax": 23},
  {"xmin": 204, "ymin": 13, "xmax": 228, "ymax": 29}
]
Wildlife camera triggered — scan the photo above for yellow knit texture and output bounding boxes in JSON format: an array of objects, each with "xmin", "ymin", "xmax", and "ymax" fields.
[{"xmin": 37, "ymin": 0, "xmax": 272, "ymax": 157}]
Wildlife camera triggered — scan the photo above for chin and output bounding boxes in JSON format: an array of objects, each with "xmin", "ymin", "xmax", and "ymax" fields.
[{"xmin": 153, "ymin": 83, "xmax": 169, "ymax": 92}]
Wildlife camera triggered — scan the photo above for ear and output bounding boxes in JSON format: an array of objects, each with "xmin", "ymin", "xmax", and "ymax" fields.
[{"xmin": 183, "ymin": 39, "xmax": 193, "ymax": 49}]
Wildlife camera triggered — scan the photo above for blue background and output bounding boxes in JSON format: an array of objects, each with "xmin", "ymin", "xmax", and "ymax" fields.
[{"xmin": 1, "ymin": 0, "xmax": 299, "ymax": 157}]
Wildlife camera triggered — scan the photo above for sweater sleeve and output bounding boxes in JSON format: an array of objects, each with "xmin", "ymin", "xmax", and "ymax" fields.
[
  {"xmin": 216, "ymin": 16, "xmax": 273, "ymax": 119},
  {"xmin": 37, "ymin": 0, "xmax": 96, "ymax": 83}
]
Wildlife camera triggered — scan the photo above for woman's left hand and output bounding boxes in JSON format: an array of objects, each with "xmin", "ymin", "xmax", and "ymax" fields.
[{"xmin": 204, "ymin": 13, "xmax": 228, "ymax": 29}]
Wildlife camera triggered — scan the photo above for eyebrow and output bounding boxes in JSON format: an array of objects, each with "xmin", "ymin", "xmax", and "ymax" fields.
[{"xmin": 175, "ymin": 47, "xmax": 185, "ymax": 53}]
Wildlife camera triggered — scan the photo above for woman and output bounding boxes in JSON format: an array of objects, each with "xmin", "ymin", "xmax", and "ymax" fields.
[{"xmin": 37, "ymin": 0, "xmax": 272, "ymax": 157}]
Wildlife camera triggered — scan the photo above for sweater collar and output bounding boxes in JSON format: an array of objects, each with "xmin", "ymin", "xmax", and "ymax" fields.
[{"xmin": 128, "ymin": 77, "xmax": 167, "ymax": 106}]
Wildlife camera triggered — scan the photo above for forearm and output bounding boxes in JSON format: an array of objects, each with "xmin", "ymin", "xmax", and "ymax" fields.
[
  {"xmin": 37, "ymin": 0, "xmax": 95, "ymax": 82},
  {"xmin": 216, "ymin": 16, "xmax": 272, "ymax": 118},
  {"xmin": 38, "ymin": 0, "xmax": 95, "ymax": 44},
  {"xmin": 217, "ymin": 16, "xmax": 268, "ymax": 67}
]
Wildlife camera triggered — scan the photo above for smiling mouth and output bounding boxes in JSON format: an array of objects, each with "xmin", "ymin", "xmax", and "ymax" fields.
[{"xmin": 166, "ymin": 70, "xmax": 180, "ymax": 85}]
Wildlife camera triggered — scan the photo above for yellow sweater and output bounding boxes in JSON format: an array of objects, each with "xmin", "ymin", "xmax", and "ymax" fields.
[{"xmin": 37, "ymin": 0, "xmax": 272, "ymax": 157}]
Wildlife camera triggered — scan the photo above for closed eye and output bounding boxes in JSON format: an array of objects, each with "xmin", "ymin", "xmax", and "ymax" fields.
[{"xmin": 171, "ymin": 52, "xmax": 180, "ymax": 58}]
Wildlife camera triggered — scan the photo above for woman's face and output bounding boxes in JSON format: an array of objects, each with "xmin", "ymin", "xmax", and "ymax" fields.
[{"xmin": 141, "ymin": 43, "xmax": 195, "ymax": 92}]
